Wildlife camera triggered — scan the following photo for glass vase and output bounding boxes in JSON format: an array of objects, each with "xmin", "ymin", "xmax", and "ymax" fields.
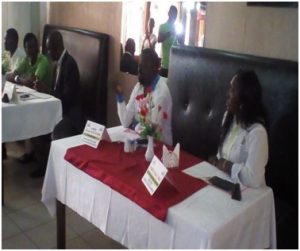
[{"xmin": 145, "ymin": 135, "xmax": 154, "ymax": 162}]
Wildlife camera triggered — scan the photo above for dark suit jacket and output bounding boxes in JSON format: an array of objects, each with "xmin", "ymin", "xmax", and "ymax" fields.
[
  {"xmin": 51, "ymin": 51, "xmax": 85, "ymax": 135},
  {"xmin": 120, "ymin": 52, "xmax": 138, "ymax": 75},
  {"xmin": 52, "ymin": 51, "xmax": 80, "ymax": 116}
]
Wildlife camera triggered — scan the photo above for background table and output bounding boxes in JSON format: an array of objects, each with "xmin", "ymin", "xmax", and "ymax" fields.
[
  {"xmin": 2, "ymin": 84, "xmax": 62, "ymax": 142},
  {"xmin": 42, "ymin": 127, "xmax": 276, "ymax": 249}
]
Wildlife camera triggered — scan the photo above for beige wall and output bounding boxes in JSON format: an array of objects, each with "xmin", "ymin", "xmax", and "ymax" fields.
[
  {"xmin": 2, "ymin": 2, "xmax": 41, "ymax": 46},
  {"xmin": 49, "ymin": 2, "xmax": 123, "ymax": 126},
  {"xmin": 48, "ymin": 2, "xmax": 298, "ymax": 127},
  {"xmin": 204, "ymin": 2, "xmax": 298, "ymax": 61}
]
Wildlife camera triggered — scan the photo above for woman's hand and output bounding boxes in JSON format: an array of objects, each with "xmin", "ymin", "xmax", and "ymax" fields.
[
  {"xmin": 208, "ymin": 155, "xmax": 218, "ymax": 166},
  {"xmin": 208, "ymin": 156, "xmax": 232, "ymax": 175}
]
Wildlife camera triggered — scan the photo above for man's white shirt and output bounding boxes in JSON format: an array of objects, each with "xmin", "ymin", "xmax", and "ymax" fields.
[
  {"xmin": 11, "ymin": 47, "xmax": 26, "ymax": 71},
  {"xmin": 117, "ymin": 76, "xmax": 173, "ymax": 145}
]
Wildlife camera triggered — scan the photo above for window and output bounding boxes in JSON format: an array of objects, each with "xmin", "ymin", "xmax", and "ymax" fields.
[
  {"xmin": 121, "ymin": 2, "xmax": 206, "ymax": 57},
  {"xmin": 121, "ymin": 2, "xmax": 146, "ymax": 54}
]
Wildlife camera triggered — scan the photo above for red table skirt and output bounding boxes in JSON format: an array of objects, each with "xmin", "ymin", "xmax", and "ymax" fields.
[{"xmin": 64, "ymin": 141, "xmax": 207, "ymax": 221}]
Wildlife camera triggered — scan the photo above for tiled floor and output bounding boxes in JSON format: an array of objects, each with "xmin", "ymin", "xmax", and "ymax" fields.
[{"xmin": 2, "ymin": 142, "xmax": 126, "ymax": 249}]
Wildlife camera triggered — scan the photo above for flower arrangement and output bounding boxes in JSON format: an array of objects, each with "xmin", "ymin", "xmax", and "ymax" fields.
[{"xmin": 135, "ymin": 91, "xmax": 168, "ymax": 141}]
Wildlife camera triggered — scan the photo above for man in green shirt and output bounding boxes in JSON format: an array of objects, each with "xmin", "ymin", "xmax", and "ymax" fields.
[
  {"xmin": 6, "ymin": 32, "xmax": 52, "ymax": 93},
  {"xmin": 6, "ymin": 33, "xmax": 52, "ymax": 177},
  {"xmin": 158, "ymin": 5, "xmax": 183, "ymax": 78}
]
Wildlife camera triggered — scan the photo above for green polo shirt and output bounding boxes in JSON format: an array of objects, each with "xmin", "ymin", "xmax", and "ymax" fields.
[
  {"xmin": 159, "ymin": 21, "xmax": 177, "ymax": 69},
  {"xmin": 16, "ymin": 53, "xmax": 52, "ymax": 89}
]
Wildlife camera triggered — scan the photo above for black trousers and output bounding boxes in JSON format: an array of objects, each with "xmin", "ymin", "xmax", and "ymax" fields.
[{"xmin": 159, "ymin": 68, "xmax": 168, "ymax": 78}]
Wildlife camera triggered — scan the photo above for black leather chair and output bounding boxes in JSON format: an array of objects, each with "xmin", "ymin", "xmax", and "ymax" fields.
[
  {"xmin": 168, "ymin": 45, "xmax": 298, "ymax": 249},
  {"xmin": 42, "ymin": 24, "xmax": 109, "ymax": 126}
]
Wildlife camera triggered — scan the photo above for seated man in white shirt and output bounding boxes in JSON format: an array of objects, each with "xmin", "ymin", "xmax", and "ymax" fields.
[
  {"xmin": 2, "ymin": 28, "xmax": 25, "ymax": 160},
  {"xmin": 3, "ymin": 28, "xmax": 25, "ymax": 73},
  {"xmin": 116, "ymin": 48, "xmax": 173, "ymax": 145}
]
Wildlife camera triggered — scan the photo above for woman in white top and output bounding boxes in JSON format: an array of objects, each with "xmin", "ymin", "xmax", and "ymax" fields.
[
  {"xmin": 142, "ymin": 18, "xmax": 157, "ymax": 51},
  {"xmin": 209, "ymin": 69, "xmax": 268, "ymax": 188}
]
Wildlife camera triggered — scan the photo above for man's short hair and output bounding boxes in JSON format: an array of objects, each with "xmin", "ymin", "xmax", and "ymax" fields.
[
  {"xmin": 6, "ymin": 28, "xmax": 18, "ymax": 43},
  {"xmin": 141, "ymin": 48, "xmax": 160, "ymax": 67},
  {"xmin": 169, "ymin": 5, "xmax": 178, "ymax": 16},
  {"xmin": 23, "ymin": 33, "xmax": 38, "ymax": 48},
  {"xmin": 48, "ymin": 30, "xmax": 64, "ymax": 49}
]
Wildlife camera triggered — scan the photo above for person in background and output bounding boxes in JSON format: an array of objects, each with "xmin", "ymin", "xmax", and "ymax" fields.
[
  {"xmin": 158, "ymin": 5, "xmax": 183, "ymax": 78},
  {"xmin": 3, "ymin": 28, "xmax": 25, "ymax": 73},
  {"xmin": 116, "ymin": 48, "xmax": 172, "ymax": 145},
  {"xmin": 142, "ymin": 18, "xmax": 157, "ymax": 51},
  {"xmin": 120, "ymin": 38, "xmax": 138, "ymax": 75},
  {"xmin": 208, "ymin": 69, "xmax": 268, "ymax": 188},
  {"xmin": 46, "ymin": 30, "xmax": 84, "ymax": 140},
  {"xmin": 2, "ymin": 28, "xmax": 25, "ymax": 160},
  {"xmin": 6, "ymin": 32, "xmax": 52, "ymax": 93},
  {"xmin": 6, "ymin": 33, "xmax": 52, "ymax": 177}
]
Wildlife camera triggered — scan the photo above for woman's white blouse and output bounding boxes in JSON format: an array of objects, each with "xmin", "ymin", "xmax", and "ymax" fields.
[{"xmin": 218, "ymin": 116, "xmax": 268, "ymax": 188}]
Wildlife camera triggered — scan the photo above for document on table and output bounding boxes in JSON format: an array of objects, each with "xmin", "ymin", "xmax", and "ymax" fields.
[
  {"xmin": 183, "ymin": 161, "xmax": 232, "ymax": 182},
  {"xmin": 108, "ymin": 126, "xmax": 140, "ymax": 142},
  {"xmin": 184, "ymin": 161, "xmax": 246, "ymax": 190},
  {"xmin": 29, "ymin": 92, "xmax": 52, "ymax": 99}
]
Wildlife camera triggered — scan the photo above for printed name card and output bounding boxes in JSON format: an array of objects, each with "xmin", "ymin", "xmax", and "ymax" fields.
[
  {"xmin": 81, "ymin": 120, "xmax": 110, "ymax": 148},
  {"xmin": 142, "ymin": 156, "xmax": 168, "ymax": 195},
  {"xmin": 3, "ymin": 82, "xmax": 17, "ymax": 102}
]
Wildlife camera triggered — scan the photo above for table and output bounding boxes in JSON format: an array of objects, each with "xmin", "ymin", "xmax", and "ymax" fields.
[
  {"xmin": 2, "ymin": 84, "xmax": 62, "ymax": 143},
  {"xmin": 42, "ymin": 127, "xmax": 276, "ymax": 249}
]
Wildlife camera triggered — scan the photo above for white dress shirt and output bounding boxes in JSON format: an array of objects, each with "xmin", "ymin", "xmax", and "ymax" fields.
[
  {"xmin": 142, "ymin": 33, "xmax": 157, "ymax": 49},
  {"xmin": 117, "ymin": 76, "xmax": 173, "ymax": 145},
  {"xmin": 53, "ymin": 49, "xmax": 67, "ymax": 90},
  {"xmin": 10, "ymin": 47, "xmax": 25, "ymax": 71},
  {"xmin": 218, "ymin": 113, "xmax": 268, "ymax": 188}
]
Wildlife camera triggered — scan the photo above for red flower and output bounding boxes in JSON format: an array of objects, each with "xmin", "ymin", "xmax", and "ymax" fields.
[
  {"xmin": 145, "ymin": 86, "xmax": 152, "ymax": 94},
  {"xmin": 136, "ymin": 94, "xmax": 144, "ymax": 101},
  {"xmin": 140, "ymin": 107, "xmax": 148, "ymax": 117},
  {"xmin": 163, "ymin": 111, "xmax": 168, "ymax": 119}
]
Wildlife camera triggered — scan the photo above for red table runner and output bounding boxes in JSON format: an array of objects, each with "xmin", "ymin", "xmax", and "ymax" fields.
[{"xmin": 64, "ymin": 141, "xmax": 207, "ymax": 221}]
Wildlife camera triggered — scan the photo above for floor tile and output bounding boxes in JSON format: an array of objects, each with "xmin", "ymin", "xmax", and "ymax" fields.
[
  {"xmin": 7, "ymin": 203, "xmax": 52, "ymax": 231},
  {"xmin": 81, "ymin": 228, "xmax": 125, "ymax": 249},
  {"xmin": 2, "ymin": 232, "xmax": 37, "ymax": 249},
  {"xmin": 26, "ymin": 220, "xmax": 78, "ymax": 249},
  {"xmin": 66, "ymin": 210, "xmax": 97, "ymax": 235},
  {"xmin": 66, "ymin": 236, "xmax": 91, "ymax": 249},
  {"xmin": 3, "ymin": 191, "xmax": 39, "ymax": 214},
  {"xmin": 2, "ymin": 213, "xmax": 21, "ymax": 239}
]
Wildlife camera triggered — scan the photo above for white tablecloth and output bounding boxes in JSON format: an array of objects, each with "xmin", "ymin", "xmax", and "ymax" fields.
[
  {"xmin": 42, "ymin": 127, "xmax": 276, "ymax": 249},
  {"xmin": 2, "ymin": 85, "xmax": 62, "ymax": 142}
]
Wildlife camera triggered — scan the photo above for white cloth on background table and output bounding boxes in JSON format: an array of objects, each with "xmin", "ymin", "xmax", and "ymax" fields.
[{"xmin": 2, "ymin": 85, "xmax": 62, "ymax": 142}]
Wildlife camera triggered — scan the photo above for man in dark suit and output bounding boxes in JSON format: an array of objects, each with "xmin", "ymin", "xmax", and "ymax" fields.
[
  {"xmin": 120, "ymin": 38, "xmax": 138, "ymax": 75},
  {"xmin": 46, "ymin": 30, "xmax": 84, "ymax": 140}
]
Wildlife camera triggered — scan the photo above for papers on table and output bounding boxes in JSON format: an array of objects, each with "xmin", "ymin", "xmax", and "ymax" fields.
[
  {"xmin": 183, "ymin": 161, "xmax": 232, "ymax": 182},
  {"xmin": 108, "ymin": 126, "xmax": 140, "ymax": 142},
  {"xmin": 29, "ymin": 92, "xmax": 53, "ymax": 99},
  {"xmin": 184, "ymin": 161, "xmax": 246, "ymax": 190}
]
